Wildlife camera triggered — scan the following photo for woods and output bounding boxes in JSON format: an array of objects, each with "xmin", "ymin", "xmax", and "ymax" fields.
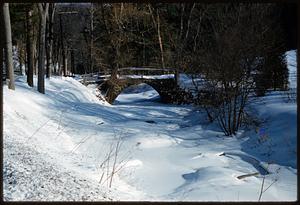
[{"xmin": 1, "ymin": 3, "xmax": 296, "ymax": 136}]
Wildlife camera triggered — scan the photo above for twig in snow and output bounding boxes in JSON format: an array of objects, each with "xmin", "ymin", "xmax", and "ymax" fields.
[
  {"xmin": 69, "ymin": 134, "xmax": 92, "ymax": 154},
  {"xmin": 258, "ymin": 164, "xmax": 275, "ymax": 201},
  {"xmin": 258, "ymin": 174, "xmax": 266, "ymax": 201},
  {"xmin": 20, "ymin": 118, "xmax": 54, "ymax": 163},
  {"xmin": 25, "ymin": 118, "xmax": 53, "ymax": 143},
  {"xmin": 97, "ymin": 134, "xmax": 132, "ymax": 189},
  {"xmin": 237, "ymin": 172, "xmax": 259, "ymax": 179},
  {"xmin": 109, "ymin": 139, "xmax": 121, "ymax": 188},
  {"xmin": 263, "ymin": 178, "xmax": 278, "ymax": 193}
]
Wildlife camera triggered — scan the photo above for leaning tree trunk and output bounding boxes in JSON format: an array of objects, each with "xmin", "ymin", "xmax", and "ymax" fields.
[
  {"xmin": 37, "ymin": 3, "xmax": 49, "ymax": 94},
  {"xmin": 2, "ymin": 3, "xmax": 15, "ymax": 90},
  {"xmin": 26, "ymin": 8, "xmax": 34, "ymax": 87}
]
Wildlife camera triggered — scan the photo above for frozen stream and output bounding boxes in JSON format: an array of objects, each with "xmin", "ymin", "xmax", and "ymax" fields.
[{"xmin": 107, "ymin": 83, "xmax": 295, "ymax": 200}]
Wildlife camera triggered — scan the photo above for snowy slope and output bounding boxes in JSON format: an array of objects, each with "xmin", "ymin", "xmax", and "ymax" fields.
[{"xmin": 3, "ymin": 51, "xmax": 297, "ymax": 201}]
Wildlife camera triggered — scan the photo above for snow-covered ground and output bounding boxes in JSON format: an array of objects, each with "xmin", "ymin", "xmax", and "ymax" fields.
[{"xmin": 3, "ymin": 51, "xmax": 297, "ymax": 201}]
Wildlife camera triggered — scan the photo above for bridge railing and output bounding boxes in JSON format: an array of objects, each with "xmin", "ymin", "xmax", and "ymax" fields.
[
  {"xmin": 79, "ymin": 67, "xmax": 176, "ymax": 84},
  {"xmin": 117, "ymin": 66, "xmax": 175, "ymax": 71},
  {"xmin": 117, "ymin": 67, "xmax": 175, "ymax": 77}
]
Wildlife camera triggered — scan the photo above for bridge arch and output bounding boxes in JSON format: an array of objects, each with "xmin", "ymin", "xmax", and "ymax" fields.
[
  {"xmin": 97, "ymin": 67, "xmax": 193, "ymax": 104},
  {"xmin": 100, "ymin": 78, "xmax": 180, "ymax": 104},
  {"xmin": 114, "ymin": 82, "xmax": 162, "ymax": 104}
]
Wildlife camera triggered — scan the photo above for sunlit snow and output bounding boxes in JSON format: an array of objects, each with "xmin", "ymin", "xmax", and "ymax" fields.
[{"xmin": 3, "ymin": 51, "xmax": 297, "ymax": 201}]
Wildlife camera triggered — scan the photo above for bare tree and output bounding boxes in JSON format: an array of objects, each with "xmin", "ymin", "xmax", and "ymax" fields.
[
  {"xmin": 191, "ymin": 4, "xmax": 284, "ymax": 135},
  {"xmin": 37, "ymin": 3, "xmax": 49, "ymax": 94},
  {"xmin": 57, "ymin": 10, "xmax": 78, "ymax": 76},
  {"xmin": 168, "ymin": 3, "xmax": 198, "ymax": 85},
  {"xmin": 148, "ymin": 4, "xmax": 165, "ymax": 69},
  {"xmin": 2, "ymin": 3, "xmax": 15, "ymax": 90}
]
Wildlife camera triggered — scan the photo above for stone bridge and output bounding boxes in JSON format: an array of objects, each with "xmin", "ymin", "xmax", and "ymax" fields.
[{"xmin": 97, "ymin": 67, "xmax": 193, "ymax": 104}]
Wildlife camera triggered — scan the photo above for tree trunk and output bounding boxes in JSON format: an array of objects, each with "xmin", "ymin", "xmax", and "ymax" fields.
[
  {"xmin": 33, "ymin": 25, "xmax": 38, "ymax": 75},
  {"xmin": 37, "ymin": 3, "xmax": 49, "ymax": 94},
  {"xmin": 71, "ymin": 49, "xmax": 75, "ymax": 75},
  {"xmin": 175, "ymin": 70, "xmax": 179, "ymax": 85},
  {"xmin": 52, "ymin": 37, "xmax": 57, "ymax": 74},
  {"xmin": 46, "ymin": 4, "xmax": 55, "ymax": 78},
  {"xmin": 2, "ymin": 3, "xmax": 15, "ymax": 90},
  {"xmin": 26, "ymin": 9, "xmax": 34, "ymax": 87},
  {"xmin": 156, "ymin": 10, "xmax": 165, "ymax": 69},
  {"xmin": 18, "ymin": 43, "xmax": 23, "ymax": 75},
  {"xmin": 0, "ymin": 3, "xmax": 3, "ymax": 130},
  {"xmin": 55, "ymin": 44, "xmax": 61, "ymax": 75},
  {"xmin": 90, "ymin": 4, "xmax": 94, "ymax": 73},
  {"xmin": 148, "ymin": 5, "xmax": 165, "ymax": 69},
  {"xmin": 45, "ymin": 16, "xmax": 50, "ymax": 78},
  {"xmin": 59, "ymin": 14, "xmax": 67, "ymax": 76},
  {"xmin": 49, "ymin": 10, "xmax": 54, "ymax": 76},
  {"xmin": 64, "ymin": 53, "xmax": 68, "ymax": 76},
  {"xmin": 23, "ymin": 18, "xmax": 27, "ymax": 75}
]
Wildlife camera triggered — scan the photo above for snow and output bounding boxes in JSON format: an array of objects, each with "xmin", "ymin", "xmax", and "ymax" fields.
[
  {"xmin": 120, "ymin": 74, "xmax": 174, "ymax": 80},
  {"xmin": 114, "ymin": 83, "xmax": 160, "ymax": 105},
  {"xmin": 3, "ymin": 51, "xmax": 297, "ymax": 201}
]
